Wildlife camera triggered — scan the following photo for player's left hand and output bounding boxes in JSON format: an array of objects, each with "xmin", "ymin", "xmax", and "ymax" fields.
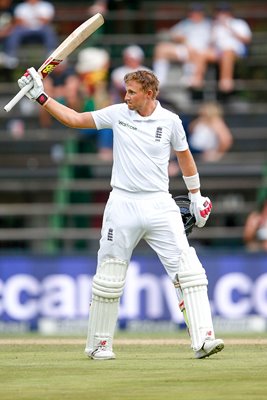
[
  {"xmin": 18, "ymin": 67, "xmax": 48, "ymax": 105},
  {"xmin": 189, "ymin": 191, "xmax": 212, "ymax": 228}
]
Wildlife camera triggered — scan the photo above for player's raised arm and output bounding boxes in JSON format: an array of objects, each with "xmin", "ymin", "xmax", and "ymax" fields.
[
  {"xmin": 17, "ymin": 67, "xmax": 96, "ymax": 129},
  {"xmin": 4, "ymin": 13, "xmax": 104, "ymax": 112}
]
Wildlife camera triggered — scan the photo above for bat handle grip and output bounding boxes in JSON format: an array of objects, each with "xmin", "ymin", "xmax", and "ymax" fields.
[{"xmin": 4, "ymin": 82, "xmax": 34, "ymax": 112}]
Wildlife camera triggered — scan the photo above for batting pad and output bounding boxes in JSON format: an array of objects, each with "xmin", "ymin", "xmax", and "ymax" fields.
[
  {"xmin": 85, "ymin": 258, "xmax": 127, "ymax": 353},
  {"xmin": 178, "ymin": 247, "xmax": 215, "ymax": 352}
]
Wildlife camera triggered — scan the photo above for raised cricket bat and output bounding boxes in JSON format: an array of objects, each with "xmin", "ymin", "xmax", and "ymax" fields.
[{"xmin": 4, "ymin": 13, "xmax": 104, "ymax": 112}]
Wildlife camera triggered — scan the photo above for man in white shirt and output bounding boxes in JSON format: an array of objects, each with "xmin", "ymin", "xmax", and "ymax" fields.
[
  {"xmin": 5, "ymin": 0, "xmax": 58, "ymax": 66},
  {"xmin": 153, "ymin": 3, "xmax": 212, "ymax": 88},
  {"xmin": 110, "ymin": 45, "xmax": 150, "ymax": 102},
  {"xmin": 204, "ymin": 2, "xmax": 252, "ymax": 92},
  {"xmin": 18, "ymin": 67, "xmax": 224, "ymax": 361}
]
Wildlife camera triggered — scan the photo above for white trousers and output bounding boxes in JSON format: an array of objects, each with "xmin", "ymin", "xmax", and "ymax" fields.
[{"xmin": 97, "ymin": 188, "xmax": 190, "ymax": 281}]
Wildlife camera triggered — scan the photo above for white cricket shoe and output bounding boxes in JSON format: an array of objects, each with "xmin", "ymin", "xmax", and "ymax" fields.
[
  {"xmin": 85, "ymin": 347, "xmax": 116, "ymax": 360},
  {"xmin": 195, "ymin": 338, "xmax": 224, "ymax": 359}
]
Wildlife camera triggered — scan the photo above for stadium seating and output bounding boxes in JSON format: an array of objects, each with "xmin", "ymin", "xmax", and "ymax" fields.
[{"xmin": 0, "ymin": 1, "xmax": 266, "ymax": 252}]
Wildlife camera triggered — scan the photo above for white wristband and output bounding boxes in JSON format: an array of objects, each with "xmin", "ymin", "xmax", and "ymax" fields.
[{"xmin": 183, "ymin": 173, "xmax": 200, "ymax": 191}]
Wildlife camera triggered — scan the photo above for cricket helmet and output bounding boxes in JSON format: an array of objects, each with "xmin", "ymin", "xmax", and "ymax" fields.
[{"xmin": 174, "ymin": 195, "xmax": 196, "ymax": 236}]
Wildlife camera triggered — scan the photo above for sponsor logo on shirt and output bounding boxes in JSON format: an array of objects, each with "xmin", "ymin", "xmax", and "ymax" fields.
[{"xmin": 118, "ymin": 120, "xmax": 137, "ymax": 130}]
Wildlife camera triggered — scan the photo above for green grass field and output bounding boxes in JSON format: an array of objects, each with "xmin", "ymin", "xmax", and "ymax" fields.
[{"xmin": 0, "ymin": 332, "xmax": 267, "ymax": 400}]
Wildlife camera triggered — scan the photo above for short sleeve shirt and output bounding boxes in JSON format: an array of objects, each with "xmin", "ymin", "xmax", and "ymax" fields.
[
  {"xmin": 212, "ymin": 18, "xmax": 252, "ymax": 56},
  {"xmin": 170, "ymin": 18, "xmax": 212, "ymax": 51},
  {"xmin": 14, "ymin": 1, "xmax": 55, "ymax": 29},
  {"xmin": 91, "ymin": 102, "xmax": 188, "ymax": 192}
]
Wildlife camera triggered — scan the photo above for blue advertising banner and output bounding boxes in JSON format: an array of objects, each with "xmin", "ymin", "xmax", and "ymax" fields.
[{"xmin": 0, "ymin": 252, "xmax": 266, "ymax": 330}]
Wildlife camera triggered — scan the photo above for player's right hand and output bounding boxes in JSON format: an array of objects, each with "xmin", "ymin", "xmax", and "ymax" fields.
[{"xmin": 18, "ymin": 67, "xmax": 48, "ymax": 105}]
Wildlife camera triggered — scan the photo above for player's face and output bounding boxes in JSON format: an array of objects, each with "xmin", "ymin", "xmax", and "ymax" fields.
[{"xmin": 124, "ymin": 80, "xmax": 152, "ymax": 115}]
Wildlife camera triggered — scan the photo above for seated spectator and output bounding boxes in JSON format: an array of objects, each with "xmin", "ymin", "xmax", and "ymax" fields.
[
  {"xmin": 153, "ymin": 3, "xmax": 212, "ymax": 89},
  {"xmin": 88, "ymin": 0, "xmax": 142, "ymax": 33},
  {"xmin": 4, "ymin": 0, "xmax": 58, "ymax": 67},
  {"xmin": 243, "ymin": 201, "xmax": 267, "ymax": 252},
  {"xmin": 75, "ymin": 47, "xmax": 111, "ymax": 110},
  {"xmin": 88, "ymin": 0, "xmax": 141, "ymax": 15},
  {"xmin": 75, "ymin": 47, "xmax": 113, "ymax": 161},
  {"xmin": 110, "ymin": 45, "xmax": 150, "ymax": 102},
  {"xmin": 0, "ymin": 0, "xmax": 17, "ymax": 69},
  {"xmin": 187, "ymin": 101, "xmax": 233, "ymax": 162},
  {"xmin": 243, "ymin": 164, "xmax": 267, "ymax": 252},
  {"xmin": 204, "ymin": 2, "xmax": 252, "ymax": 93}
]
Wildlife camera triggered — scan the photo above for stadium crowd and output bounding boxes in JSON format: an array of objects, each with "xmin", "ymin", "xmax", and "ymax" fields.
[{"xmin": 1, "ymin": 0, "xmax": 265, "ymax": 253}]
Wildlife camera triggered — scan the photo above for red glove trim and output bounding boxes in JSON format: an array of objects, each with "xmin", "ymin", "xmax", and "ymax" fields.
[{"xmin": 36, "ymin": 93, "xmax": 48, "ymax": 106}]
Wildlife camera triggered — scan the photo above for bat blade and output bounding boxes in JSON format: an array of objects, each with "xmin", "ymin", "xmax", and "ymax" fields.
[
  {"xmin": 4, "ymin": 13, "xmax": 104, "ymax": 112},
  {"xmin": 38, "ymin": 13, "xmax": 104, "ymax": 79}
]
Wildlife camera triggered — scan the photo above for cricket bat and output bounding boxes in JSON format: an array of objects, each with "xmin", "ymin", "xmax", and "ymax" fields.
[{"xmin": 4, "ymin": 13, "xmax": 104, "ymax": 112}]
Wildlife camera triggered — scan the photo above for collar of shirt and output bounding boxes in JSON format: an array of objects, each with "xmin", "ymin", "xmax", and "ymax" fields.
[{"xmin": 130, "ymin": 101, "xmax": 162, "ymax": 121}]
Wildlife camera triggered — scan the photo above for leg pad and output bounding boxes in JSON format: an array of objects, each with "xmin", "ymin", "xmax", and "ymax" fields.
[
  {"xmin": 85, "ymin": 258, "xmax": 127, "ymax": 356},
  {"xmin": 177, "ymin": 248, "xmax": 215, "ymax": 351}
]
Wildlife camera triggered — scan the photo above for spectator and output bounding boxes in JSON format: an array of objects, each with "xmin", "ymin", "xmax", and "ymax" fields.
[
  {"xmin": 88, "ymin": 0, "xmax": 108, "ymax": 16},
  {"xmin": 153, "ymin": 3, "xmax": 212, "ymax": 89},
  {"xmin": 187, "ymin": 101, "xmax": 233, "ymax": 162},
  {"xmin": 75, "ymin": 47, "xmax": 110, "ymax": 109},
  {"xmin": 88, "ymin": 0, "xmax": 141, "ymax": 15},
  {"xmin": 4, "ymin": 0, "xmax": 58, "ymax": 67},
  {"xmin": 243, "ymin": 164, "xmax": 267, "ymax": 252},
  {"xmin": 243, "ymin": 201, "xmax": 267, "ymax": 252},
  {"xmin": 0, "ymin": 0, "xmax": 17, "ymax": 68},
  {"xmin": 88, "ymin": 0, "xmax": 142, "ymax": 34},
  {"xmin": 75, "ymin": 47, "xmax": 113, "ymax": 161},
  {"xmin": 110, "ymin": 45, "xmax": 150, "ymax": 102},
  {"xmin": 204, "ymin": 2, "xmax": 252, "ymax": 93}
]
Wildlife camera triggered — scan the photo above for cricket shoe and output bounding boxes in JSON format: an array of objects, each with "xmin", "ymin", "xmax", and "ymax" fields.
[
  {"xmin": 195, "ymin": 338, "xmax": 224, "ymax": 359},
  {"xmin": 85, "ymin": 341, "xmax": 116, "ymax": 360}
]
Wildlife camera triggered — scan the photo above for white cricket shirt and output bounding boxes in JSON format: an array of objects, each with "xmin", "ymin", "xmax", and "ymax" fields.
[{"xmin": 91, "ymin": 102, "xmax": 188, "ymax": 192}]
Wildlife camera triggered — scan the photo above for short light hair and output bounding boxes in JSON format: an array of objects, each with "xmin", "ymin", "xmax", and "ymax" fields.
[{"xmin": 124, "ymin": 70, "xmax": 159, "ymax": 100}]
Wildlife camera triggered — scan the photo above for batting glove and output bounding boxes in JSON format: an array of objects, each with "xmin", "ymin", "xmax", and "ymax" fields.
[
  {"xmin": 18, "ymin": 67, "xmax": 49, "ymax": 105},
  {"xmin": 189, "ymin": 191, "xmax": 212, "ymax": 228}
]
